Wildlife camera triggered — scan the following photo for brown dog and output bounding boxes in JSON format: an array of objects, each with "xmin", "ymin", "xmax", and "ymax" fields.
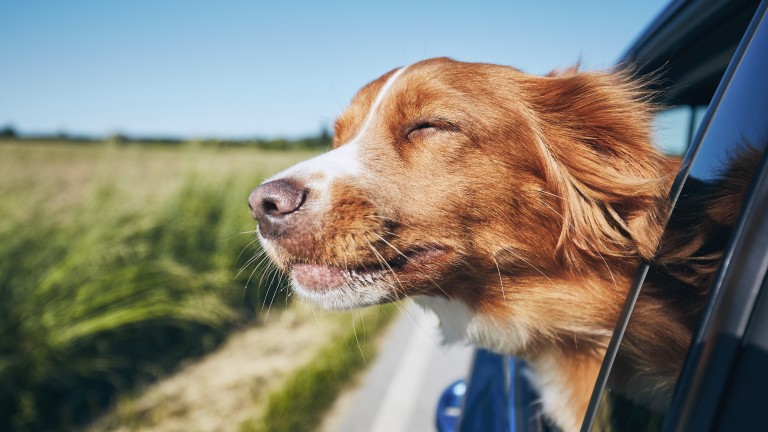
[{"xmin": 249, "ymin": 57, "xmax": 686, "ymax": 431}]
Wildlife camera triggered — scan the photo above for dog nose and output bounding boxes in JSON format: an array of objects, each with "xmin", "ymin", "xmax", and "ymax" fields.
[{"xmin": 249, "ymin": 180, "xmax": 307, "ymax": 238}]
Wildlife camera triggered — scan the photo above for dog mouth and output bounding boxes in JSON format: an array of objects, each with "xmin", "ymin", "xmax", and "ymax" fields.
[{"xmin": 291, "ymin": 246, "xmax": 452, "ymax": 293}]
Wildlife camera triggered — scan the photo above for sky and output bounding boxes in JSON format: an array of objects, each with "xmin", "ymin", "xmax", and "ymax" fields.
[{"xmin": 0, "ymin": 0, "xmax": 670, "ymax": 139}]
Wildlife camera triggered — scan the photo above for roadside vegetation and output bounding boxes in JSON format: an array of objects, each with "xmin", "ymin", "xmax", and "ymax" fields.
[
  {"xmin": 239, "ymin": 305, "xmax": 397, "ymax": 432},
  {"xmin": 0, "ymin": 139, "xmax": 335, "ymax": 430},
  {"xmin": 84, "ymin": 303, "xmax": 397, "ymax": 432}
]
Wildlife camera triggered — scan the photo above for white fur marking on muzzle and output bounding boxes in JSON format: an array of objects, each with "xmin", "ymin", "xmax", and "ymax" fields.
[{"xmin": 264, "ymin": 65, "xmax": 410, "ymax": 190}]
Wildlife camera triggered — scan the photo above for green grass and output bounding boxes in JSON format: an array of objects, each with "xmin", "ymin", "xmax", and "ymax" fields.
[
  {"xmin": 0, "ymin": 140, "xmax": 318, "ymax": 431},
  {"xmin": 239, "ymin": 305, "xmax": 398, "ymax": 432}
]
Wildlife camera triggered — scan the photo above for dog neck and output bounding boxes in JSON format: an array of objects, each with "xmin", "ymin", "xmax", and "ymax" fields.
[{"xmin": 415, "ymin": 287, "xmax": 613, "ymax": 432}]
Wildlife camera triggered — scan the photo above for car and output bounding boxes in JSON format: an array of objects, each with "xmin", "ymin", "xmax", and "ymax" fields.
[{"xmin": 437, "ymin": 0, "xmax": 768, "ymax": 430}]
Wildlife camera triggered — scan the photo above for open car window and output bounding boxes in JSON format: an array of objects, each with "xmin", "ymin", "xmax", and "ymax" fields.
[
  {"xmin": 653, "ymin": 105, "xmax": 707, "ymax": 157},
  {"xmin": 585, "ymin": 2, "xmax": 768, "ymax": 431}
]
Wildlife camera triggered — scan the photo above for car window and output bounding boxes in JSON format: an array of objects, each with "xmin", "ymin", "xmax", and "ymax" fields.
[
  {"xmin": 587, "ymin": 4, "xmax": 768, "ymax": 431},
  {"xmin": 653, "ymin": 105, "xmax": 707, "ymax": 157}
]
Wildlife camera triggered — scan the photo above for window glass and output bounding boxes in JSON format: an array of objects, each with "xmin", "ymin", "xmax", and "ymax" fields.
[
  {"xmin": 652, "ymin": 105, "xmax": 708, "ymax": 157},
  {"xmin": 653, "ymin": 107, "xmax": 692, "ymax": 156}
]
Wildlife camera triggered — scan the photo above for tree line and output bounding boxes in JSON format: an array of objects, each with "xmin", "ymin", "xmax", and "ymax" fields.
[{"xmin": 0, "ymin": 124, "xmax": 333, "ymax": 150}]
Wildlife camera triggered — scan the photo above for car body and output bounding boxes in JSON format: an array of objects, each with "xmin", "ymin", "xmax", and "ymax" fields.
[{"xmin": 438, "ymin": 0, "xmax": 768, "ymax": 430}]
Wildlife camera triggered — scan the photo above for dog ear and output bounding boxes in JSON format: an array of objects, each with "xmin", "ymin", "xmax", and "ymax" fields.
[{"xmin": 523, "ymin": 69, "xmax": 675, "ymax": 267}]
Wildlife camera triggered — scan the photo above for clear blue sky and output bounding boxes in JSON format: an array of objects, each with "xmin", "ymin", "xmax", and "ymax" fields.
[{"xmin": 0, "ymin": 0, "xmax": 669, "ymax": 139}]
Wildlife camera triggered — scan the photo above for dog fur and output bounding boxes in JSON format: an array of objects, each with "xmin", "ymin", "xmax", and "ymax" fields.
[{"xmin": 249, "ymin": 58, "xmax": 750, "ymax": 431}]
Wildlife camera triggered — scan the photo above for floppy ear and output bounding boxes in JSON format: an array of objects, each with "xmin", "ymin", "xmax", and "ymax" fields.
[{"xmin": 522, "ymin": 69, "xmax": 675, "ymax": 267}]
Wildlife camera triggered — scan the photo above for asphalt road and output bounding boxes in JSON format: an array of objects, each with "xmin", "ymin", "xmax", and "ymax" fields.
[{"xmin": 326, "ymin": 301, "xmax": 475, "ymax": 432}]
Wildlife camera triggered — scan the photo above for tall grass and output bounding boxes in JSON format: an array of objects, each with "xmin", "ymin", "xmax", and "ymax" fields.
[{"xmin": 0, "ymin": 142, "xmax": 315, "ymax": 431}]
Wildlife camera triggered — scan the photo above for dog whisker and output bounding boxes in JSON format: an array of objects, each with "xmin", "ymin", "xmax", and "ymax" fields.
[
  {"xmin": 366, "ymin": 240, "xmax": 406, "ymax": 296},
  {"xmin": 351, "ymin": 314, "xmax": 366, "ymax": 365},
  {"xmin": 363, "ymin": 241, "xmax": 439, "ymax": 347},
  {"xmin": 242, "ymin": 253, "xmax": 274, "ymax": 304},
  {"xmin": 263, "ymin": 265, "xmax": 284, "ymax": 320},
  {"xmin": 373, "ymin": 233, "xmax": 453, "ymax": 300},
  {"xmin": 372, "ymin": 233, "xmax": 407, "ymax": 259},
  {"xmin": 259, "ymin": 261, "xmax": 280, "ymax": 314},
  {"xmin": 492, "ymin": 256, "xmax": 507, "ymax": 302},
  {"xmin": 234, "ymin": 238, "xmax": 265, "ymax": 270},
  {"xmin": 235, "ymin": 249, "xmax": 267, "ymax": 279},
  {"xmin": 498, "ymin": 247, "xmax": 554, "ymax": 285}
]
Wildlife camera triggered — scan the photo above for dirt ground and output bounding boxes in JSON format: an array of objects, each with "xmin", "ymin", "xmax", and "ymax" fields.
[{"xmin": 88, "ymin": 303, "xmax": 353, "ymax": 432}]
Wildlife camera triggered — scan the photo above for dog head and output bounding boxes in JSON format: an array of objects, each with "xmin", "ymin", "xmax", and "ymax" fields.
[{"xmin": 249, "ymin": 58, "xmax": 672, "ymax": 347}]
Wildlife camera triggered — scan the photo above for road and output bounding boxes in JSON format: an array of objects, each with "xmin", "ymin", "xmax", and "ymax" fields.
[{"xmin": 323, "ymin": 301, "xmax": 475, "ymax": 432}]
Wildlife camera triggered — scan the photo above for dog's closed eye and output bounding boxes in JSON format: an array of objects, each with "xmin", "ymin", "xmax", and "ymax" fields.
[
  {"xmin": 405, "ymin": 119, "xmax": 459, "ymax": 141},
  {"xmin": 406, "ymin": 122, "xmax": 438, "ymax": 140}
]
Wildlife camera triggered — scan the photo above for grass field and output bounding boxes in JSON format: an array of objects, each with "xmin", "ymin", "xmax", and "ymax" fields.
[{"xmin": 0, "ymin": 140, "xmax": 323, "ymax": 430}]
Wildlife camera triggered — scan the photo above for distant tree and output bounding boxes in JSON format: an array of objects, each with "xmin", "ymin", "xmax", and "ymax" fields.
[
  {"xmin": 318, "ymin": 125, "xmax": 332, "ymax": 147},
  {"xmin": 107, "ymin": 133, "xmax": 128, "ymax": 144},
  {"xmin": 301, "ymin": 125, "xmax": 332, "ymax": 149},
  {"xmin": 0, "ymin": 124, "xmax": 17, "ymax": 139}
]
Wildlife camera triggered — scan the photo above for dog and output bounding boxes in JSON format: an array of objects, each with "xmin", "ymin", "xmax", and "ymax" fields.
[{"xmin": 248, "ymin": 57, "xmax": 722, "ymax": 431}]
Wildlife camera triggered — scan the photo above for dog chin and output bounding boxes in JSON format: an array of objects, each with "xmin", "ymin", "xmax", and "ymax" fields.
[{"xmin": 289, "ymin": 275, "xmax": 392, "ymax": 309}]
